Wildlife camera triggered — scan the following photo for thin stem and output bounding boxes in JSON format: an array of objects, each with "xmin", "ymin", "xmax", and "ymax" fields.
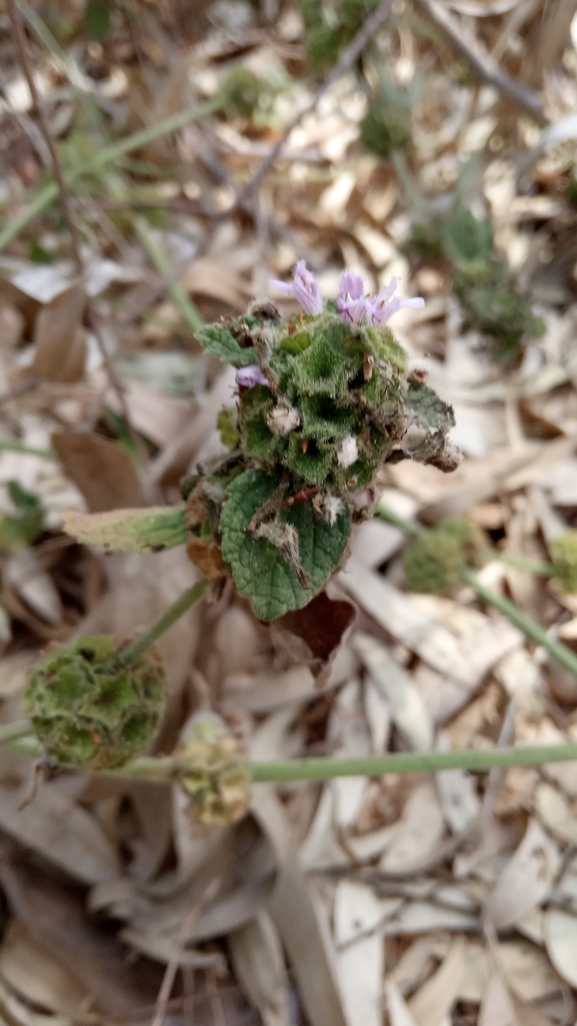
[
  {"xmin": 5, "ymin": 733, "xmax": 577, "ymax": 782},
  {"xmin": 378, "ymin": 501, "xmax": 577, "ymax": 679},
  {"xmin": 0, "ymin": 95, "xmax": 224, "ymax": 254},
  {"xmin": 6, "ymin": 0, "xmax": 83, "ymax": 270},
  {"xmin": 117, "ymin": 579, "xmax": 210, "ymax": 666},
  {"xmin": 6, "ymin": 0, "xmax": 150, "ymax": 475},
  {"xmin": 250, "ymin": 744, "xmax": 577, "ymax": 781},
  {"xmin": 462, "ymin": 567, "xmax": 577, "ymax": 679},
  {"xmin": 133, "ymin": 217, "xmax": 204, "ymax": 333},
  {"xmin": 485, "ymin": 551, "xmax": 554, "ymax": 577},
  {"xmin": 0, "ymin": 439, "xmax": 57, "ymax": 459}
]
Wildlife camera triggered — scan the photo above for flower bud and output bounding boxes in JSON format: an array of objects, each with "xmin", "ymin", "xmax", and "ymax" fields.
[
  {"xmin": 25, "ymin": 636, "xmax": 166, "ymax": 770},
  {"xmin": 403, "ymin": 518, "xmax": 486, "ymax": 595},
  {"xmin": 177, "ymin": 713, "xmax": 251, "ymax": 826}
]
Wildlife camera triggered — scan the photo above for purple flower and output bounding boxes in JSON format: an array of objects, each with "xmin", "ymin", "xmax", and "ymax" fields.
[
  {"xmin": 270, "ymin": 260, "xmax": 323, "ymax": 316},
  {"xmin": 367, "ymin": 277, "xmax": 425, "ymax": 326},
  {"xmin": 337, "ymin": 271, "xmax": 368, "ymax": 324},
  {"xmin": 236, "ymin": 364, "xmax": 269, "ymax": 388}
]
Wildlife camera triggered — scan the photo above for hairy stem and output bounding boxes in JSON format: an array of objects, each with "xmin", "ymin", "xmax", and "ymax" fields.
[{"xmin": 117, "ymin": 578, "xmax": 210, "ymax": 666}]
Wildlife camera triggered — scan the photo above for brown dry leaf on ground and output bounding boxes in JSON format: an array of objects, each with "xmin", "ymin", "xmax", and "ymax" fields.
[{"xmin": 2, "ymin": 0, "xmax": 577, "ymax": 1023}]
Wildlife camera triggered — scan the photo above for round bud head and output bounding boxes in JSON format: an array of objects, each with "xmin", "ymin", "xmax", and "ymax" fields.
[
  {"xmin": 178, "ymin": 713, "xmax": 251, "ymax": 826},
  {"xmin": 403, "ymin": 529, "xmax": 465, "ymax": 594},
  {"xmin": 437, "ymin": 517, "xmax": 487, "ymax": 568},
  {"xmin": 551, "ymin": 531, "xmax": 577, "ymax": 594},
  {"xmin": 25, "ymin": 636, "xmax": 166, "ymax": 770}
]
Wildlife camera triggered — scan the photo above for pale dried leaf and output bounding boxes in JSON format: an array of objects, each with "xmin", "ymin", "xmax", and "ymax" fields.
[
  {"xmin": 478, "ymin": 975, "xmax": 516, "ymax": 1026},
  {"xmin": 379, "ymin": 780, "xmax": 445, "ymax": 873},
  {"xmin": 252, "ymin": 787, "xmax": 348, "ymax": 1026},
  {"xmin": 5, "ymin": 550, "xmax": 62, "ymax": 626},
  {"xmin": 0, "ymin": 781, "xmax": 120, "ymax": 886},
  {"xmin": 334, "ymin": 881, "xmax": 384, "ymax": 1026},
  {"xmin": 535, "ymin": 781, "xmax": 577, "ymax": 843},
  {"xmin": 385, "ymin": 980, "xmax": 418, "ymax": 1026},
  {"xmin": 544, "ymin": 908, "xmax": 577, "ymax": 988},
  {"xmin": 0, "ymin": 920, "xmax": 88, "ymax": 1015},
  {"xmin": 353, "ymin": 633, "xmax": 433, "ymax": 751},
  {"xmin": 484, "ymin": 819, "xmax": 561, "ymax": 931},
  {"xmin": 229, "ymin": 912, "xmax": 291, "ymax": 1026},
  {"xmin": 408, "ymin": 937, "xmax": 466, "ymax": 1026}
]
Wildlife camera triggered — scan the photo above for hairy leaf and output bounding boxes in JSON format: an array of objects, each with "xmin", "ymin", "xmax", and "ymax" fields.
[
  {"xmin": 220, "ymin": 469, "xmax": 351, "ymax": 621},
  {"xmin": 195, "ymin": 324, "xmax": 256, "ymax": 367},
  {"xmin": 62, "ymin": 507, "xmax": 187, "ymax": 553},
  {"xmin": 405, "ymin": 381, "xmax": 455, "ymax": 433}
]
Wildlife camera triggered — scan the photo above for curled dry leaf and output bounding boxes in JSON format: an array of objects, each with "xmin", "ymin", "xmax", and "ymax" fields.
[
  {"xmin": 273, "ymin": 590, "xmax": 356, "ymax": 678},
  {"xmin": 52, "ymin": 433, "xmax": 146, "ymax": 512},
  {"xmin": 484, "ymin": 819, "xmax": 561, "ymax": 932}
]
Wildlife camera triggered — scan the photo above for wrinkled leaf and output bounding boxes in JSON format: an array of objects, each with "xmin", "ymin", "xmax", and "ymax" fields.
[
  {"xmin": 62, "ymin": 506, "xmax": 187, "ymax": 553},
  {"xmin": 195, "ymin": 324, "xmax": 257, "ymax": 367},
  {"xmin": 405, "ymin": 381, "xmax": 455, "ymax": 434},
  {"xmin": 221, "ymin": 469, "xmax": 351, "ymax": 621}
]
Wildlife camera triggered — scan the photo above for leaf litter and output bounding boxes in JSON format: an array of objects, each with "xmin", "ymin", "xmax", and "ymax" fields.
[{"xmin": 1, "ymin": 1, "xmax": 577, "ymax": 1024}]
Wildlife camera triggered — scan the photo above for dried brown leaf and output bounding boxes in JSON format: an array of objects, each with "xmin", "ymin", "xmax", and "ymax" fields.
[{"xmin": 52, "ymin": 432, "xmax": 145, "ymax": 511}]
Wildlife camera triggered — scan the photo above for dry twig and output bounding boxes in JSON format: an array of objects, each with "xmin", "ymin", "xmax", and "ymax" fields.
[
  {"xmin": 6, "ymin": 0, "xmax": 153, "ymax": 482},
  {"xmin": 414, "ymin": 0, "xmax": 545, "ymax": 120},
  {"xmin": 236, "ymin": 0, "xmax": 397, "ymax": 206}
]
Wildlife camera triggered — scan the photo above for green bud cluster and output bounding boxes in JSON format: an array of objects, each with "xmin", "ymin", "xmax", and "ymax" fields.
[
  {"xmin": 25, "ymin": 636, "xmax": 166, "ymax": 769},
  {"xmin": 413, "ymin": 203, "xmax": 545, "ymax": 359},
  {"xmin": 551, "ymin": 532, "xmax": 577, "ymax": 595},
  {"xmin": 178, "ymin": 714, "xmax": 251, "ymax": 825},
  {"xmin": 403, "ymin": 518, "xmax": 487, "ymax": 594},
  {"xmin": 302, "ymin": 0, "xmax": 379, "ymax": 68}
]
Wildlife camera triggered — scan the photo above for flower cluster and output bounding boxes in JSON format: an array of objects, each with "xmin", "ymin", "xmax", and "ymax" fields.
[
  {"xmin": 270, "ymin": 261, "xmax": 424, "ymax": 325},
  {"xmin": 237, "ymin": 263, "xmax": 425, "ymax": 389}
]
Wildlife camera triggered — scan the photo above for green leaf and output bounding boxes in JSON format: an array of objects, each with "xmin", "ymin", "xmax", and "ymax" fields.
[
  {"xmin": 405, "ymin": 381, "xmax": 455, "ymax": 433},
  {"xmin": 62, "ymin": 506, "xmax": 187, "ymax": 553},
  {"xmin": 195, "ymin": 325, "xmax": 256, "ymax": 367},
  {"xmin": 83, "ymin": 0, "xmax": 111, "ymax": 41},
  {"xmin": 441, "ymin": 203, "xmax": 493, "ymax": 266},
  {"xmin": 221, "ymin": 469, "xmax": 352, "ymax": 621}
]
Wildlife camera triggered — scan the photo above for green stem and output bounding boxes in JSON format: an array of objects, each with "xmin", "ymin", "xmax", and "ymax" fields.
[
  {"xmin": 485, "ymin": 551, "xmax": 554, "ymax": 577},
  {"xmin": 4, "ymin": 730, "xmax": 577, "ymax": 782},
  {"xmin": 0, "ymin": 439, "xmax": 58, "ymax": 460},
  {"xmin": 133, "ymin": 217, "xmax": 204, "ymax": 332},
  {"xmin": 0, "ymin": 95, "xmax": 225, "ymax": 254},
  {"xmin": 117, "ymin": 578, "xmax": 210, "ymax": 666},
  {"xmin": 250, "ymin": 744, "xmax": 577, "ymax": 781},
  {"xmin": 462, "ymin": 567, "xmax": 577, "ymax": 678},
  {"xmin": 378, "ymin": 501, "xmax": 577, "ymax": 679}
]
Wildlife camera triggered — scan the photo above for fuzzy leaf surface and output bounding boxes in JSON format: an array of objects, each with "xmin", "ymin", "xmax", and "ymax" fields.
[
  {"xmin": 405, "ymin": 382, "xmax": 455, "ymax": 433},
  {"xmin": 221, "ymin": 469, "xmax": 351, "ymax": 621},
  {"xmin": 62, "ymin": 507, "xmax": 187, "ymax": 553},
  {"xmin": 195, "ymin": 324, "xmax": 256, "ymax": 366}
]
